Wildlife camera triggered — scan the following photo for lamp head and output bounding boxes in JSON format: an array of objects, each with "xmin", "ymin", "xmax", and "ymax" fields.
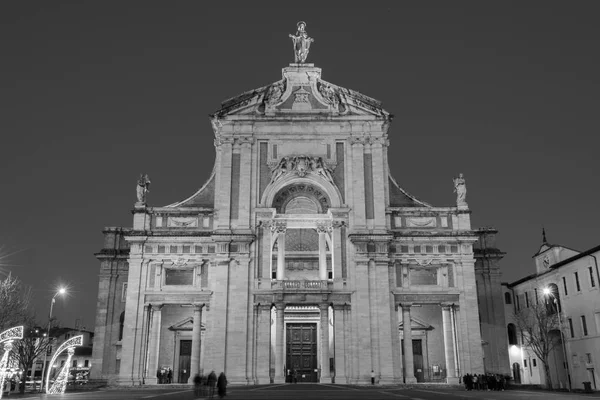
[
  {"xmin": 58, "ymin": 288, "xmax": 66, "ymax": 295},
  {"xmin": 542, "ymin": 287, "xmax": 551, "ymax": 295}
]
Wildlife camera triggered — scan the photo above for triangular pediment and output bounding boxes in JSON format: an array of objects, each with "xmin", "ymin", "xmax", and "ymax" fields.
[
  {"xmin": 169, "ymin": 317, "xmax": 205, "ymax": 331},
  {"xmin": 398, "ymin": 316, "xmax": 433, "ymax": 331},
  {"xmin": 212, "ymin": 64, "xmax": 389, "ymax": 119}
]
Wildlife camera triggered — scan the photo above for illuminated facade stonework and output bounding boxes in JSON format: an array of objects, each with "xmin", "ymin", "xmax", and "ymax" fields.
[{"xmin": 91, "ymin": 60, "xmax": 509, "ymax": 385}]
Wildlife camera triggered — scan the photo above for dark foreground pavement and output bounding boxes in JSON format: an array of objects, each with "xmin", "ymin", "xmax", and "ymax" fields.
[{"xmin": 8, "ymin": 384, "xmax": 600, "ymax": 400}]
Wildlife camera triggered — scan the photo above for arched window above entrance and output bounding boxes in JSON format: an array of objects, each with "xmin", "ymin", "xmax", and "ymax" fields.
[
  {"xmin": 272, "ymin": 183, "xmax": 330, "ymax": 214},
  {"xmin": 285, "ymin": 196, "xmax": 319, "ymax": 214}
]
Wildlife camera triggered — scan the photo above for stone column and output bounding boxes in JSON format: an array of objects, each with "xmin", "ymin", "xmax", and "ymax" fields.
[
  {"xmin": 237, "ymin": 138, "xmax": 253, "ymax": 229},
  {"xmin": 441, "ymin": 303, "xmax": 458, "ymax": 383},
  {"xmin": 274, "ymin": 303, "xmax": 286, "ymax": 383},
  {"xmin": 214, "ymin": 137, "xmax": 233, "ymax": 231},
  {"xmin": 255, "ymin": 304, "xmax": 271, "ymax": 384},
  {"xmin": 319, "ymin": 304, "xmax": 331, "ymax": 382},
  {"xmin": 276, "ymin": 228, "xmax": 286, "ymax": 280},
  {"xmin": 318, "ymin": 226, "xmax": 328, "ymax": 280},
  {"xmin": 333, "ymin": 305, "xmax": 347, "ymax": 383},
  {"xmin": 401, "ymin": 303, "xmax": 416, "ymax": 383},
  {"xmin": 146, "ymin": 304, "xmax": 163, "ymax": 384},
  {"xmin": 188, "ymin": 304, "xmax": 204, "ymax": 383}
]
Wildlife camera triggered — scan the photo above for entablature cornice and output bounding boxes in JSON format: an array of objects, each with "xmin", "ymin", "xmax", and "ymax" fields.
[
  {"xmin": 148, "ymin": 207, "xmax": 214, "ymax": 214},
  {"xmin": 348, "ymin": 233, "xmax": 393, "ymax": 243},
  {"xmin": 253, "ymin": 291, "xmax": 352, "ymax": 306},
  {"xmin": 125, "ymin": 232, "xmax": 213, "ymax": 239},
  {"xmin": 393, "ymin": 292, "xmax": 460, "ymax": 305},
  {"xmin": 144, "ymin": 292, "xmax": 212, "ymax": 306}
]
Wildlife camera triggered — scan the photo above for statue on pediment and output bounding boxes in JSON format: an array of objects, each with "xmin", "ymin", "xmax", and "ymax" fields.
[
  {"xmin": 319, "ymin": 82, "xmax": 339, "ymax": 109},
  {"xmin": 265, "ymin": 81, "xmax": 285, "ymax": 106},
  {"xmin": 453, "ymin": 173, "xmax": 467, "ymax": 206},
  {"xmin": 136, "ymin": 173, "xmax": 151, "ymax": 204},
  {"xmin": 289, "ymin": 21, "xmax": 314, "ymax": 63}
]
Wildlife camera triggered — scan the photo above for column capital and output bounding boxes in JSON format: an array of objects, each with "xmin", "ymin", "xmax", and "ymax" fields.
[
  {"xmin": 193, "ymin": 303, "xmax": 205, "ymax": 312},
  {"xmin": 256, "ymin": 304, "xmax": 272, "ymax": 312},
  {"xmin": 271, "ymin": 221, "xmax": 287, "ymax": 233},
  {"xmin": 275, "ymin": 302, "xmax": 286, "ymax": 311},
  {"xmin": 440, "ymin": 302, "xmax": 454, "ymax": 310},
  {"xmin": 399, "ymin": 302, "xmax": 413, "ymax": 309},
  {"xmin": 151, "ymin": 303, "xmax": 163, "ymax": 311},
  {"xmin": 318, "ymin": 303, "xmax": 329, "ymax": 311}
]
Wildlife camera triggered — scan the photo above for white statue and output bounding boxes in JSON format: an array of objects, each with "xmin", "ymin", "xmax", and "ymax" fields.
[
  {"xmin": 136, "ymin": 174, "xmax": 151, "ymax": 203},
  {"xmin": 453, "ymin": 173, "xmax": 467, "ymax": 206},
  {"xmin": 289, "ymin": 21, "xmax": 314, "ymax": 63}
]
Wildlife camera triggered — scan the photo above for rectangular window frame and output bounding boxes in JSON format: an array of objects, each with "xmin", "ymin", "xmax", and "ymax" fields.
[
  {"xmin": 581, "ymin": 315, "xmax": 588, "ymax": 336},
  {"xmin": 562, "ymin": 276, "xmax": 568, "ymax": 296},
  {"xmin": 525, "ymin": 292, "xmax": 530, "ymax": 308},
  {"xmin": 164, "ymin": 268, "xmax": 195, "ymax": 286},
  {"xmin": 575, "ymin": 271, "xmax": 581, "ymax": 292},
  {"xmin": 568, "ymin": 318, "xmax": 575, "ymax": 338},
  {"xmin": 589, "ymin": 266, "xmax": 596, "ymax": 288}
]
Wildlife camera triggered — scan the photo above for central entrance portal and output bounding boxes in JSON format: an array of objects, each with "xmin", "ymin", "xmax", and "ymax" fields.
[{"xmin": 286, "ymin": 323, "xmax": 318, "ymax": 382}]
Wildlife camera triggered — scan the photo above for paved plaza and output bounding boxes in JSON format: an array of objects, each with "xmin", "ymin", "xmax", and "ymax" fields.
[{"xmin": 8, "ymin": 385, "xmax": 600, "ymax": 400}]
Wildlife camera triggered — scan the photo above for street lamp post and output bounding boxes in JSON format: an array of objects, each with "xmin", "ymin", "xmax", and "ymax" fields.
[
  {"xmin": 40, "ymin": 288, "xmax": 66, "ymax": 392},
  {"xmin": 543, "ymin": 287, "xmax": 571, "ymax": 391}
]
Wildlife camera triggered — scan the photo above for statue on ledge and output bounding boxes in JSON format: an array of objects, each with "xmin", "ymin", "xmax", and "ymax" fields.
[
  {"xmin": 289, "ymin": 21, "xmax": 314, "ymax": 63},
  {"xmin": 453, "ymin": 173, "xmax": 467, "ymax": 206},
  {"xmin": 136, "ymin": 173, "xmax": 151, "ymax": 204}
]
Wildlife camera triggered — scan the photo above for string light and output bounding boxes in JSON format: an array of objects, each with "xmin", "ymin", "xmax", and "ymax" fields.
[
  {"xmin": 45, "ymin": 335, "xmax": 82, "ymax": 394},
  {"xmin": 0, "ymin": 326, "xmax": 23, "ymax": 400}
]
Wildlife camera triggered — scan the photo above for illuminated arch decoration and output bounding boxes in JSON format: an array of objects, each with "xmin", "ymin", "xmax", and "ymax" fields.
[
  {"xmin": 45, "ymin": 335, "xmax": 82, "ymax": 394},
  {"xmin": 0, "ymin": 326, "xmax": 23, "ymax": 400}
]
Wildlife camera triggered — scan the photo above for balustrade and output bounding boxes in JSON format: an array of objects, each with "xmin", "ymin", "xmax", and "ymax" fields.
[{"xmin": 271, "ymin": 280, "xmax": 329, "ymax": 290}]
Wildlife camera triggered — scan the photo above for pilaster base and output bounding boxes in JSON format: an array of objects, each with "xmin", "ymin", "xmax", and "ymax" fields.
[
  {"xmin": 319, "ymin": 376, "xmax": 332, "ymax": 383},
  {"xmin": 116, "ymin": 378, "xmax": 143, "ymax": 386},
  {"xmin": 145, "ymin": 378, "xmax": 158, "ymax": 385},
  {"xmin": 273, "ymin": 376, "xmax": 286, "ymax": 384},
  {"xmin": 378, "ymin": 376, "xmax": 402, "ymax": 385},
  {"xmin": 255, "ymin": 376, "xmax": 270, "ymax": 385},
  {"xmin": 404, "ymin": 376, "xmax": 417, "ymax": 384},
  {"xmin": 445, "ymin": 377, "xmax": 460, "ymax": 385}
]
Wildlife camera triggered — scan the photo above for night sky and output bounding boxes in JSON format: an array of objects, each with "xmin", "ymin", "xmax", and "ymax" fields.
[{"xmin": 1, "ymin": 1, "xmax": 599, "ymax": 329}]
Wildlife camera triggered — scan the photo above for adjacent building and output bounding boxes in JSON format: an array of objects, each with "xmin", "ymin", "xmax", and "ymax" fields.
[{"xmin": 503, "ymin": 234, "xmax": 600, "ymax": 390}]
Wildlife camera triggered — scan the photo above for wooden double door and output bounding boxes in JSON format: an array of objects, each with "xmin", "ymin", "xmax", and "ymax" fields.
[{"xmin": 286, "ymin": 323, "xmax": 318, "ymax": 382}]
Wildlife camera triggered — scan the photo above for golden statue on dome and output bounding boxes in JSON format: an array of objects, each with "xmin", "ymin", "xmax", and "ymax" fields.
[{"xmin": 289, "ymin": 21, "xmax": 314, "ymax": 63}]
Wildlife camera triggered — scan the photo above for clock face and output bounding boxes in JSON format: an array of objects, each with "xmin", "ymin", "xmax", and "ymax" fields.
[{"xmin": 543, "ymin": 256, "xmax": 550, "ymax": 267}]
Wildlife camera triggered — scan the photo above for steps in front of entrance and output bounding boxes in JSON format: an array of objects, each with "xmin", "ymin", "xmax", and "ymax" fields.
[{"xmin": 106, "ymin": 382, "xmax": 461, "ymax": 390}]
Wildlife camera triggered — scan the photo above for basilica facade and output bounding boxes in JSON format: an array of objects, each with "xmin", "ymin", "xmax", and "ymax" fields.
[{"xmin": 91, "ymin": 47, "xmax": 509, "ymax": 385}]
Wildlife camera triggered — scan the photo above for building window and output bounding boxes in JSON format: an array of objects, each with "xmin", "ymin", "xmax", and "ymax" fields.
[
  {"xmin": 595, "ymin": 312, "xmax": 600, "ymax": 334},
  {"xmin": 84, "ymin": 360, "xmax": 89, "ymax": 367},
  {"xmin": 450, "ymin": 245, "xmax": 458, "ymax": 253},
  {"xmin": 507, "ymin": 323, "xmax": 518, "ymax": 345},
  {"xmin": 121, "ymin": 283, "xmax": 128, "ymax": 302},
  {"xmin": 562, "ymin": 276, "xmax": 568, "ymax": 296},
  {"xmin": 589, "ymin": 266, "xmax": 596, "ymax": 288},
  {"xmin": 532, "ymin": 359, "xmax": 537, "ymax": 367},
  {"xmin": 534, "ymin": 288, "xmax": 538, "ymax": 304},
  {"xmin": 119, "ymin": 312, "xmax": 125, "ymax": 341},
  {"xmin": 72, "ymin": 360, "xmax": 77, "ymax": 368},
  {"xmin": 524, "ymin": 359, "xmax": 528, "ymax": 368},
  {"xmin": 525, "ymin": 292, "xmax": 530, "ymax": 308},
  {"xmin": 182, "ymin": 245, "xmax": 190, "ymax": 254},
  {"xmin": 158, "ymin": 245, "xmax": 165, "ymax": 254},
  {"xmin": 413, "ymin": 245, "xmax": 421, "ymax": 253},
  {"xmin": 586, "ymin": 353, "xmax": 592, "ymax": 364},
  {"xmin": 581, "ymin": 315, "xmax": 588, "ymax": 336},
  {"xmin": 504, "ymin": 292, "xmax": 512, "ymax": 304},
  {"xmin": 516, "ymin": 294, "xmax": 520, "ymax": 311},
  {"xmin": 575, "ymin": 271, "xmax": 581, "ymax": 291},
  {"xmin": 170, "ymin": 245, "xmax": 178, "ymax": 253},
  {"xmin": 568, "ymin": 318, "xmax": 574, "ymax": 338},
  {"xmin": 438, "ymin": 245, "xmax": 446, "ymax": 253},
  {"xmin": 165, "ymin": 269, "xmax": 194, "ymax": 285}
]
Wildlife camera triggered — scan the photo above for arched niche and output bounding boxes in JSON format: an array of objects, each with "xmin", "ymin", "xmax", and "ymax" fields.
[{"xmin": 261, "ymin": 174, "xmax": 343, "ymax": 212}]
